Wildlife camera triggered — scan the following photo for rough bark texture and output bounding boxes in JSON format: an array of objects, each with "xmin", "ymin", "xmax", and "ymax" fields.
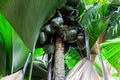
[{"xmin": 54, "ymin": 37, "xmax": 65, "ymax": 80}]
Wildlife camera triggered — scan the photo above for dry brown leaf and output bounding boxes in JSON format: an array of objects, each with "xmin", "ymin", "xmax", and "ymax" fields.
[
  {"xmin": 66, "ymin": 58, "xmax": 101, "ymax": 80},
  {"xmin": 1, "ymin": 70, "xmax": 24, "ymax": 80}
]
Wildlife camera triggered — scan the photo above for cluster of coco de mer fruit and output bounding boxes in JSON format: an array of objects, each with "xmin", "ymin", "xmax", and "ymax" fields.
[{"xmin": 37, "ymin": 0, "xmax": 85, "ymax": 54}]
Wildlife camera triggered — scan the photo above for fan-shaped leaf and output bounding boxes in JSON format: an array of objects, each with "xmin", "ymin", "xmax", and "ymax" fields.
[
  {"xmin": 100, "ymin": 38, "xmax": 120, "ymax": 73},
  {"xmin": 66, "ymin": 58, "xmax": 100, "ymax": 80}
]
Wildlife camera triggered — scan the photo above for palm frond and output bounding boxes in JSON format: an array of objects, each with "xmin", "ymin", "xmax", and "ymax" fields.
[
  {"xmin": 83, "ymin": 0, "xmax": 108, "ymax": 5},
  {"xmin": 94, "ymin": 55, "xmax": 119, "ymax": 79},
  {"xmin": 94, "ymin": 56, "xmax": 103, "ymax": 77},
  {"xmin": 100, "ymin": 37, "xmax": 120, "ymax": 72},
  {"xmin": 66, "ymin": 58, "xmax": 100, "ymax": 80},
  {"xmin": 78, "ymin": 2, "xmax": 110, "ymax": 48},
  {"xmin": 110, "ymin": 0, "xmax": 120, "ymax": 6},
  {"xmin": 1, "ymin": 70, "xmax": 24, "ymax": 80},
  {"xmin": 107, "ymin": 11, "xmax": 120, "ymax": 37},
  {"xmin": 65, "ymin": 47, "xmax": 81, "ymax": 69}
]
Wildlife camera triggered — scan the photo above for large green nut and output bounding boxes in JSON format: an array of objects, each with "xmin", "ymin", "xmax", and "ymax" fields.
[
  {"xmin": 64, "ymin": 29, "xmax": 77, "ymax": 43},
  {"xmin": 62, "ymin": 6, "xmax": 78, "ymax": 18},
  {"xmin": 51, "ymin": 17, "xmax": 64, "ymax": 28},
  {"xmin": 67, "ymin": 0, "xmax": 80, "ymax": 8},
  {"xmin": 39, "ymin": 32, "xmax": 48, "ymax": 45},
  {"xmin": 43, "ymin": 43, "xmax": 55, "ymax": 54},
  {"xmin": 62, "ymin": 5, "xmax": 74, "ymax": 14},
  {"xmin": 43, "ymin": 24, "xmax": 56, "ymax": 35},
  {"xmin": 77, "ymin": 35, "xmax": 85, "ymax": 50}
]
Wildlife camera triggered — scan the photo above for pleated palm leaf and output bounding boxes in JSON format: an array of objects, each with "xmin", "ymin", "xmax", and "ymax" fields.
[
  {"xmin": 66, "ymin": 58, "xmax": 100, "ymax": 80},
  {"xmin": 100, "ymin": 37, "xmax": 120, "ymax": 74},
  {"xmin": 66, "ymin": 30, "xmax": 100, "ymax": 80},
  {"xmin": 65, "ymin": 2, "xmax": 110, "ymax": 80}
]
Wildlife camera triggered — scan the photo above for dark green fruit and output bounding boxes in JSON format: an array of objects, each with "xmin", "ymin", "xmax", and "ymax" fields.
[
  {"xmin": 39, "ymin": 32, "xmax": 48, "ymax": 45},
  {"xmin": 51, "ymin": 17, "xmax": 64, "ymax": 28},
  {"xmin": 77, "ymin": 35, "xmax": 85, "ymax": 50},
  {"xmin": 67, "ymin": 0, "xmax": 80, "ymax": 8},
  {"xmin": 43, "ymin": 24, "xmax": 56, "ymax": 35},
  {"xmin": 43, "ymin": 43, "xmax": 55, "ymax": 54},
  {"xmin": 64, "ymin": 29, "xmax": 77, "ymax": 43},
  {"xmin": 62, "ymin": 5, "xmax": 74, "ymax": 14},
  {"xmin": 62, "ymin": 6, "xmax": 78, "ymax": 18}
]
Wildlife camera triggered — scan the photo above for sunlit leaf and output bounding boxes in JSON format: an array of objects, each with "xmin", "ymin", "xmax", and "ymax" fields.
[
  {"xmin": 0, "ymin": 14, "xmax": 30, "ymax": 72},
  {"xmin": 65, "ymin": 47, "xmax": 81, "ymax": 69},
  {"xmin": 0, "ymin": 13, "xmax": 12, "ymax": 72},
  {"xmin": 94, "ymin": 56, "xmax": 103, "ymax": 77},
  {"xmin": 83, "ymin": 0, "xmax": 108, "ymax": 5},
  {"xmin": 0, "ymin": 33, "xmax": 6, "ymax": 77},
  {"xmin": 34, "ymin": 48, "xmax": 44, "ymax": 59},
  {"xmin": 112, "ymin": 73, "xmax": 119, "ymax": 78},
  {"xmin": 100, "ymin": 37, "xmax": 120, "ymax": 72}
]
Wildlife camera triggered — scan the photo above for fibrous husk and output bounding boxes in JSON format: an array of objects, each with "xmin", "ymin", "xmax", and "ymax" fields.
[
  {"xmin": 66, "ymin": 58, "xmax": 100, "ymax": 80},
  {"xmin": 1, "ymin": 70, "xmax": 24, "ymax": 80}
]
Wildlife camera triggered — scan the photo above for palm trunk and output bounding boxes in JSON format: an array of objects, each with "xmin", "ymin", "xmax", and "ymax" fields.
[{"xmin": 54, "ymin": 37, "xmax": 65, "ymax": 80}]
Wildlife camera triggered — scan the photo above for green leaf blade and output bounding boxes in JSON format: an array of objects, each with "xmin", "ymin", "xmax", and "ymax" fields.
[
  {"xmin": 0, "ymin": 0, "xmax": 66, "ymax": 51},
  {"xmin": 100, "ymin": 38, "xmax": 120, "ymax": 71}
]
